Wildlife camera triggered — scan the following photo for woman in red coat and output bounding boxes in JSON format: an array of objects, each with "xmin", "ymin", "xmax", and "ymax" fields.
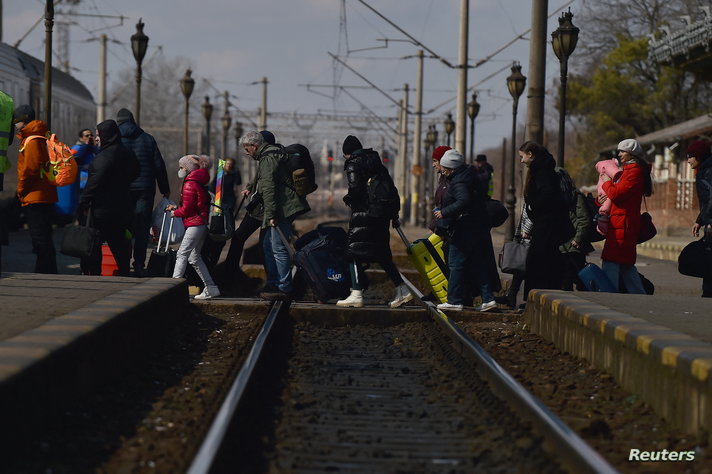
[
  {"xmin": 166, "ymin": 154, "xmax": 220, "ymax": 300},
  {"xmin": 599, "ymin": 139, "xmax": 652, "ymax": 294}
]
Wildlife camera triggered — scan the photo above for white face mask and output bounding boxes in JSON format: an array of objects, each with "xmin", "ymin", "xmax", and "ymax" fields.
[{"xmin": 178, "ymin": 169, "xmax": 188, "ymax": 178}]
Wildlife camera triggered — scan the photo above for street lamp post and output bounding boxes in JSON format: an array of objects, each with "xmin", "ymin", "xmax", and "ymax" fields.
[
  {"xmin": 221, "ymin": 91, "xmax": 232, "ymax": 159},
  {"xmin": 179, "ymin": 69, "xmax": 195, "ymax": 155},
  {"xmin": 505, "ymin": 62, "xmax": 527, "ymax": 243},
  {"xmin": 467, "ymin": 93, "xmax": 480, "ymax": 164},
  {"xmin": 443, "ymin": 113, "xmax": 455, "ymax": 148},
  {"xmin": 130, "ymin": 19, "xmax": 149, "ymax": 126},
  {"xmin": 201, "ymin": 96, "xmax": 213, "ymax": 156},
  {"xmin": 551, "ymin": 8, "xmax": 579, "ymax": 168}
]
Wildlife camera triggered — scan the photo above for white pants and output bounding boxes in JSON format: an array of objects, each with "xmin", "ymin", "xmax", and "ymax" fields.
[{"xmin": 172, "ymin": 225, "xmax": 215, "ymax": 287}]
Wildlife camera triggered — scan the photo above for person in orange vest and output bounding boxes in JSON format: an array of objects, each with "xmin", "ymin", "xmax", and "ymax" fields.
[{"xmin": 15, "ymin": 105, "xmax": 58, "ymax": 274}]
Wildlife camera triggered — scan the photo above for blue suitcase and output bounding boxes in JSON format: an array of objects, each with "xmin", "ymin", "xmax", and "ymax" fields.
[{"xmin": 578, "ymin": 263, "xmax": 617, "ymax": 292}]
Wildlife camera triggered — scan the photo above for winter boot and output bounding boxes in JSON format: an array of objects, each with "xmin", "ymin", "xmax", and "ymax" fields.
[
  {"xmin": 337, "ymin": 289, "xmax": 364, "ymax": 308},
  {"xmin": 389, "ymin": 284, "xmax": 413, "ymax": 308},
  {"xmin": 494, "ymin": 287, "xmax": 518, "ymax": 309}
]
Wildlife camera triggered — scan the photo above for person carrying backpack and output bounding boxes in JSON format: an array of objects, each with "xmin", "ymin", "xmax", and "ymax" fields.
[
  {"xmin": 14, "ymin": 105, "xmax": 58, "ymax": 274},
  {"xmin": 336, "ymin": 135, "xmax": 412, "ymax": 309}
]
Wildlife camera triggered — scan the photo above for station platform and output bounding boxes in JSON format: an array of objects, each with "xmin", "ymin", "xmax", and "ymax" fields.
[{"xmin": 525, "ymin": 289, "xmax": 712, "ymax": 442}]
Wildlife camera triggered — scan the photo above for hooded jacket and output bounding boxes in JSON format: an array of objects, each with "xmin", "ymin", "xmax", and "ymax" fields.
[
  {"xmin": 695, "ymin": 157, "xmax": 712, "ymax": 227},
  {"xmin": 174, "ymin": 167, "xmax": 210, "ymax": 228},
  {"xmin": 16, "ymin": 120, "xmax": 57, "ymax": 206},
  {"xmin": 601, "ymin": 161, "xmax": 647, "ymax": 264},
  {"xmin": 118, "ymin": 119, "xmax": 170, "ymax": 195},
  {"xmin": 80, "ymin": 120, "xmax": 140, "ymax": 221},
  {"xmin": 253, "ymin": 142, "xmax": 310, "ymax": 227},
  {"xmin": 344, "ymin": 148, "xmax": 393, "ymax": 261}
]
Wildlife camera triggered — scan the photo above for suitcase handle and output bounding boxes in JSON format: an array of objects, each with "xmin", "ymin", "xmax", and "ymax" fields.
[
  {"xmin": 274, "ymin": 224, "xmax": 296, "ymax": 259},
  {"xmin": 395, "ymin": 226, "xmax": 410, "ymax": 248},
  {"xmin": 156, "ymin": 210, "xmax": 174, "ymax": 253}
]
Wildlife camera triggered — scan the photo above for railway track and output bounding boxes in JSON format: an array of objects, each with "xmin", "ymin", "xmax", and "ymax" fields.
[{"xmin": 187, "ymin": 280, "xmax": 618, "ymax": 474}]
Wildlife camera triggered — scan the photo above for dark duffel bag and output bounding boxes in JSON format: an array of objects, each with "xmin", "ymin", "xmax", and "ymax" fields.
[
  {"xmin": 678, "ymin": 237, "xmax": 712, "ymax": 278},
  {"xmin": 60, "ymin": 210, "xmax": 101, "ymax": 258}
]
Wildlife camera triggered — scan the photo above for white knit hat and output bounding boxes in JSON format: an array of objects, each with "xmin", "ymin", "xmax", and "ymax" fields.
[
  {"xmin": 439, "ymin": 150, "xmax": 464, "ymax": 169},
  {"xmin": 617, "ymin": 139, "xmax": 644, "ymax": 158}
]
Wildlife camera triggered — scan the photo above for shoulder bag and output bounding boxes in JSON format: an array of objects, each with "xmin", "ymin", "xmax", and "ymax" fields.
[{"xmin": 60, "ymin": 208, "xmax": 101, "ymax": 258}]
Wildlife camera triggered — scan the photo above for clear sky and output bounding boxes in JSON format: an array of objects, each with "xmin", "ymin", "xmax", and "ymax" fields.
[{"xmin": 4, "ymin": 0, "xmax": 582, "ymax": 154}]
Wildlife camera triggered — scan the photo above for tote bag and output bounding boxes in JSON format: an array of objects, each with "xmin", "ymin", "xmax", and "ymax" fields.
[
  {"xmin": 60, "ymin": 209, "xmax": 101, "ymax": 258},
  {"xmin": 499, "ymin": 240, "xmax": 530, "ymax": 274},
  {"xmin": 678, "ymin": 237, "xmax": 712, "ymax": 278}
]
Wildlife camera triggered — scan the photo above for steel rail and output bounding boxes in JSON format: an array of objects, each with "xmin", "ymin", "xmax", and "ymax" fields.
[
  {"xmin": 186, "ymin": 300, "xmax": 286, "ymax": 474},
  {"xmin": 398, "ymin": 275, "xmax": 618, "ymax": 474}
]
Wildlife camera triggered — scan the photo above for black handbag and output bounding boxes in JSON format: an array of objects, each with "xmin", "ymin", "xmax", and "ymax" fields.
[
  {"xmin": 499, "ymin": 239, "xmax": 530, "ymax": 274},
  {"xmin": 486, "ymin": 198, "xmax": 509, "ymax": 228},
  {"xmin": 678, "ymin": 237, "xmax": 712, "ymax": 278},
  {"xmin": 60, "ymin": 209, "xmax": 101, "ymax": 258},
  {"xmin": 637, "ymin": 198, "xmax": 657, "ymax": 244}
]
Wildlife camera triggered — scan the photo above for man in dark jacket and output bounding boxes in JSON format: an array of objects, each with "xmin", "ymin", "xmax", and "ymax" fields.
[
  {"xmin": 117, "ymin": 108, "xmax": 170, "ymax": 276},
  {"xmin": 79, "ymin": 120, "xmax": 140, "ymax": 276}
]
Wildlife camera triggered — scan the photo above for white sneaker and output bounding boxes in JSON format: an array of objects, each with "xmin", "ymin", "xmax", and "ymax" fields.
[
  {"xmin": 475, "ymin": 300, "xmax": 497, "ymax": 312},
  {"xmin": 437, "ymin": 302, "xmax": 464, "ymax": 311},
  {"xmin": 389, "ymin": 284, "xmax": 413, "ymax": 308},
  {"xmin": 194, "ymin": 285, "xmax": 220, "ymax": 300},
  {"xmin": 336, "ymin": 290, "xmax": 363, "ymax": 308}
]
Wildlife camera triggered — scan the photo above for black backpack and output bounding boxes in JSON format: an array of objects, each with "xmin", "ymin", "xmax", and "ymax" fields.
[
  {"xmin": 283, "ymin": 144, "xmax": 317, "ymax": 197},
  {"xmin": 367, "ymin": 169, "xmax": 400, "ymax": 219},
  {"xmin": 582, "ymin": 192, "xmax": 605, "ymax": 243}
]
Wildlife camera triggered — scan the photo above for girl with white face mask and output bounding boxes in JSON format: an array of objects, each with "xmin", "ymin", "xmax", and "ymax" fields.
[{"xmin": 165, "ymin": 154, "xmax": 220, "ymax": 300}]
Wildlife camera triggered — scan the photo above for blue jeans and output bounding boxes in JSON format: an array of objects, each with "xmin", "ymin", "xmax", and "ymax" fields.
[
  {"xmin": 129, "ymin": 190, "xmax": 154, "ymax": 271},
  {"xmin": 263, "ymin": 216, "xmax": 295, "ymax": 292},
  {"xmin": 448, "ymin": 228, "xmax": 493, "ymax": 305},
  {"xmin": 602, "ymin": 260, "xmax": 645, "ymax": 294}
]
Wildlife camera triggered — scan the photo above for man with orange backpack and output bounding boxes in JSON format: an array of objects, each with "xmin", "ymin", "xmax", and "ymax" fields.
[{"xmin": 14, "ymin": 104, "xmax": 58, "ymax": 273}]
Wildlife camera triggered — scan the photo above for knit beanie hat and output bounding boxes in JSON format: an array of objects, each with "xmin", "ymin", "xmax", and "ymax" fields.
[
  {"xmin": 617, "ymin": 139, "xmax": 644, "ymax": 159},
  {"xmin": 13, "ymin": 104, "xmax": 35, "ymax": 124},
  {"xmin": 440, "ymin": 150, "xmax": 464, "ymax": 169},
  {"xmin": 342, "ymin": 135, "xmax": 363, "ymax": 155},
  {"xmin": 687, "ymin": 140, "xmax": 711, "ymax": 162},
  {"xmin": 432, "ymin": 146, "xmax": 451, "ymax": 161},
  {"xmin": 116, "ymin": 108, "xmax": 134, "ymax": 124},
  {"xmin": 259, "ymin": 130, "xmax": 275, "ymax": 145},
  {"xmin": 179, "ymin": 154, "xmax": 201, "ymax": 172}
]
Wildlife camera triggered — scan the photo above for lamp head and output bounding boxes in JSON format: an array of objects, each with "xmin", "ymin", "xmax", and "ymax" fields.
[{"xmin": 131, "ymin": 18, "xmax": 149, "ymax": 64}]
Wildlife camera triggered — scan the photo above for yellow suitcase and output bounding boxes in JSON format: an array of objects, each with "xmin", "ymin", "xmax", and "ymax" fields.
[{"xmin": 397, "ymin": 228, "xmax": 448, "ymax": 303}]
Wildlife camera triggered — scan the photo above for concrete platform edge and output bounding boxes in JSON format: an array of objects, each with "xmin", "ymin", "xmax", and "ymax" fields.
[{"xmin": 525, "ymin": 289, "xmax": 712, "ymax": 440}]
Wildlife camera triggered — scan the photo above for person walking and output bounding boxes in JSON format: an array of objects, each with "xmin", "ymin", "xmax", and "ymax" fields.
[
  {"xmin": 166, "ymin": 154, "xmax": 220, "ymax": 300},
  {"xmin": 239, "ymin": 130, "xmax": 310, "ymax": 300},
  {"xmin": 598, "ymin": 138, "xmax": 652, "ymax": 294},
  {"xmin": 519, "ymin": 141, "xmax": 574, "ymax": 302},
  {"xmin": 685, "ymin": 140, "xmax": 712, "ymax": 297},
  {"xmin": 116, "ymin": 108, "xmax": 170, "ymax": 277},
  {"xmin": 14, "ymin": 105, "xmax": 58, "ymax": 274},
  {"xmin": 473, "ymin": 154, "xmax": 494, "ymax": 198},
  {"xmin": 336, "ymin": 135, "xmax": 412, "ymax": 309},
  {"xmin": 203, "ymin": 157, "xmax": 242, "ymax": 271},
  {"xmin": 433, "ymin": 150, "xmax": 496, "ymax": 312},
  {"xmin": 428, "ymin": 146, "xmax": 451, "ymax": 236},
  {"xmin": 78, "ymin": 120, "xmax": 140, "ymax": 276},
  {"xmin": 557, "ymin": 168, "xmax": 594, "ymax": 291}
]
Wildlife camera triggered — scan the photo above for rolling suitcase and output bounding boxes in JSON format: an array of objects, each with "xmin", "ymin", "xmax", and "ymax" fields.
[
  {"xmin": 275, "ymin": 226, "xmax": 351, "ymax": 303},
  {"xmin": 578, "ymin": 263, "xmax": 617, "ymax": 293},
  {"xmin": 146, "ymin": 211, "xmax": 177, "ymax": 277},
  {"xmin": 396, "ymin": 227, "xmax": 448, "ymax": 303}
]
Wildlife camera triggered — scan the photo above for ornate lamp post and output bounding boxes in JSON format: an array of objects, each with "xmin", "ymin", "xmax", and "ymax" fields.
[
  {"xmin": 221, "ymin": 92, "xmax": 232, "ymax": 158},
  {"xmin": 443, "ymin": 112, "xmax": 455, "ymax": 147},
  {"xmin": 505, "ymin": 62, "xmax": 527, "ymax": 242},
  {"xmin": 551, "ymin": 8, "xmax": 579, "ymax": 168},
  {"xmin": 179, "ymin": 69, "xmax": 195, "ymax": 155},
  {"xmin": 467, "ymin": 93, "xmax": 480, "ymax": 164},
  {"xmin": 201, "ymin": 96, "xmax": 213, "ymax": 156},
  {"xmin": 130, "ymin": 19, "xmax": 149, "ymax": 126}
]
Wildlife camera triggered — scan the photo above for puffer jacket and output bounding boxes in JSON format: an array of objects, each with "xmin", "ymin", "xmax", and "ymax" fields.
[
  {"xmin": 253, "ymin": 143, "xmax": 310, "ymax": 227},
  {"xmin": 695, "ymin": 157, "xmax": 712, "ymax": 227},
  {"xmin": 601, "ymin": 161, "xmax": 646, "ymax": 265},
  {"xmin": 344, "ymin": 148, "xmax": 392, "ymax": 261},
  {"xmin": 174, "ymin": 168, "xmax": 210, "ymax": 227},
  {"xmin": 118, "ymin": 119, "xmax": 170, "ymax": 195},
  {"xmin": 440, "ymin": 165, "xmax": 487, "ymax": 230},
  {"xmin": 79, "ymin": 120, "xmax": 140, "ymax": 221},
  {"xmin": 16, "ymin": 120, "xmax": 57, "ymax": 206}
]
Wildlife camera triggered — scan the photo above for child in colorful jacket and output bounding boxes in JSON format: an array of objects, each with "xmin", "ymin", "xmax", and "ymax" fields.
[
  {"xmin": 595, "ymin": 158, "xmax": 622, "ymax": 236},
  {"xmin": 166, "ymin": 154, "xmax": 220, "ymax": 300}
]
